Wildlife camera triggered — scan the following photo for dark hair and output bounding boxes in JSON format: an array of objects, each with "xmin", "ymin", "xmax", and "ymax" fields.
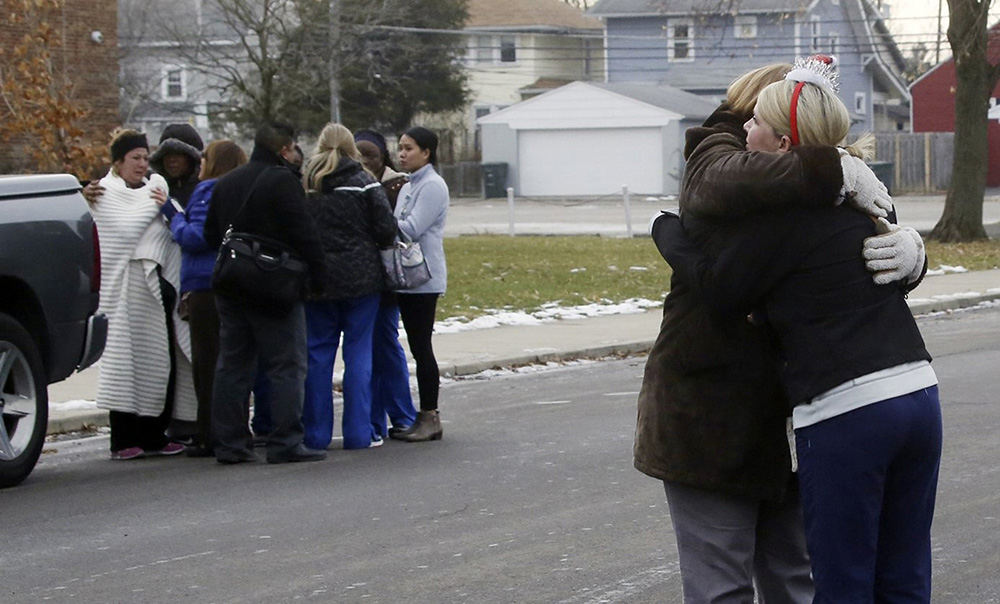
[
  {"xmin": 110, "ymin": 128, "xmax": 148, "ymax": 162},
  {"xmin": 355, "ymin": 128, "xmax": 395, "ymax": 170},
  {"xmin": 201, "ymin": 140, "xmax": 248, "ymax": 180},
  {"xmin": 254, "ymin": 121, "xmax": 295, "ymax": 155},
  {"xmin": 403, "ymin": 126, "xmax": 438, "ymax": 166}
]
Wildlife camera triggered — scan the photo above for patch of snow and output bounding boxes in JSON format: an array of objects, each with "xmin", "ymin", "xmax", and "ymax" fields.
[
  {"xmin": 925, "ymin": 265, "xmax": 969, "ymax": 276},
  {"xmin": 434, "ymin": 298, "xmax": 662, "ymax": 334}
]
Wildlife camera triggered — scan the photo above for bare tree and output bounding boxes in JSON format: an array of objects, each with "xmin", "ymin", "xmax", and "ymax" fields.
[{"xmin": 931, "ymin": 0, "xmax": 1000, "ymax": 242}]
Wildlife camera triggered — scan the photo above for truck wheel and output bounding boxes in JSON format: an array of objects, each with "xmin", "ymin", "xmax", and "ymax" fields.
[{"xmin": 0, "ymin": 312, "xmax": 48, "ymax": 488}]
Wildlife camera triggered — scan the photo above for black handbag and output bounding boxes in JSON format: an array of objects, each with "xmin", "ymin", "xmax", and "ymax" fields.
[{"xmin": 211, "ymin": 168, "xmax": 308, "ymax": 314}]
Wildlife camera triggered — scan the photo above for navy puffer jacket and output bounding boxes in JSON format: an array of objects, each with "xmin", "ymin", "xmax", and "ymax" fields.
[{"xmin": 307, "ymin": 158, "xmax": 397, "ymax": 301}]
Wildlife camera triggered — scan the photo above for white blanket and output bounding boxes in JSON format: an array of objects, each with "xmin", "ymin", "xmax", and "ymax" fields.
[{"xmin": 89, "ymin": 170, "xmax": 195, "ymax": 420}]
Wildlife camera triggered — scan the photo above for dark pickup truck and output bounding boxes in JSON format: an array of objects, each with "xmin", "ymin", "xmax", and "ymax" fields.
[{"xmin": 0, "ymin": 174, "xmax": 107, "ymax": 487}]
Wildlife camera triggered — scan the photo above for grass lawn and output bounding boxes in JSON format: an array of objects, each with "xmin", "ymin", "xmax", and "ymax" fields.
[{"xmin": 440, "ymin": 235, "xmax": 1000, "ymax": 321}]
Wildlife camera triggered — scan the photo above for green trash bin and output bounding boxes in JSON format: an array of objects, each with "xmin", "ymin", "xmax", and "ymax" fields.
[
  {"xmin": 481, "ymin": 162, "xmax": 508, "ymax": 199},
  {"xmin": 867, "ymin": 161, "xmax": 893, "ymax": 195}
]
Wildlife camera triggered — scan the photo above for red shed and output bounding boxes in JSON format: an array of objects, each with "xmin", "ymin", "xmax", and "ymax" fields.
[{"xmin": 910, "ymin": 23, "xmax": 1000, "ymax": 186}]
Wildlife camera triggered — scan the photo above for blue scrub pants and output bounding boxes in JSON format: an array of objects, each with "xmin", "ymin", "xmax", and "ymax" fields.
[
  {"xmin": 370, "ymin": 294, "xmax": 417, "ymax": 437},
  {"xmin": 795, "ymin": 386, "xmax": 942, "ymax": 603},
  {"xmin": 303, "ymin": 294, "xmax": 380, "ymax": 450}
]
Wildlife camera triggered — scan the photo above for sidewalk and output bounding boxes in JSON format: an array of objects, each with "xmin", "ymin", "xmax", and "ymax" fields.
[{"xmin": 46, "ymin": 268, "xmax": 1000, "ymax": 435}]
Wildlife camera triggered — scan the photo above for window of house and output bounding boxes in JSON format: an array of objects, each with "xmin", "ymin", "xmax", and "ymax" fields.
[
  {"xmin": 810, "ymin": 17, "xmax": 822, "ymax": 53},
  {"xmin": 500, "ymin": 36, "xmax": 516, "ymax": 63},
  {"xmin": 162, "ymin": 67, "xmax": 185, "ymax": 100},
  {"xmin": 829, "ymin": 34, "xmax": 839, "ymax": 55},
  {"xmin": 855, "ymin": 92, "xmax": 867, "ymax": 114},
  {"xmin": 669, "ymin": 19, "xmax": 694, "ymax": 61},
  {"xmin": 734, "ymin": 15, "xmax": 757, "ymax": 39},
  {"xmin": 478, "ymin": 35, "xmax": 493, "ymax": 63}
]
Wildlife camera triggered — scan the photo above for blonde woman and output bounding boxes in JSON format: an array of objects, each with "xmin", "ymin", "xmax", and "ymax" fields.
[
  {"xmin": 653, "ymin": 58, "xmax": 938, "ymax": 602},
  {"xmin": 301, "ymin": 123, "xmax": 398, "ymax": 450},
  {"xmin": 88, "ymin": 128, "xmax": 196, "ymax": 460}
]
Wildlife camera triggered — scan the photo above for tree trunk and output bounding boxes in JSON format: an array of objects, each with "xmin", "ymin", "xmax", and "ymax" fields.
[{"xmin": 931, "ymin": 0, "xmax": 997, "ymax": 242}]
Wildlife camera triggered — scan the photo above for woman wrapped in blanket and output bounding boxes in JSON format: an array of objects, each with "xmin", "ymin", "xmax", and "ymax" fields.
[
  {"xmin": 650, "ymin": 56, "xmax": 940, "ymax": 603},
  {"xmin": 88, "ymin": 129, "xmax": 197, "ymax": 460}
]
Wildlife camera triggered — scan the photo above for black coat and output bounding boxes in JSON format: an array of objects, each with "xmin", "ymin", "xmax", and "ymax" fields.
[
  {"xmin": 633, "ymin": 106, "xmax": 844, "ymax": 502},
  {"xmin": 306, "ymin": 158, "xmax": 397, "ymax": 301},
  {"xmin": 203, "ymin": 146, "xmax": 326, "ymax": 296}
]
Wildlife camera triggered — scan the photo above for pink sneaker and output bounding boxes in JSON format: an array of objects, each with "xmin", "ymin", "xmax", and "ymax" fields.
[
  {"xmin": 148, "ymin": 442, "xmax": 186, "ymax": 456},
  {"xmin": 110, "ymin": 446, "xmax": 144, "ymax": 460}
]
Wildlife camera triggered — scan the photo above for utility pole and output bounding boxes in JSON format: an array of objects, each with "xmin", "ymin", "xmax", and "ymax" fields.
[
  {"xmin": 935, "ymin": 0, "xmax": 943, "ymax": 64},
  {"xmin": 329, "ymin": 0, "xmax": 341, "ymax": 123}
]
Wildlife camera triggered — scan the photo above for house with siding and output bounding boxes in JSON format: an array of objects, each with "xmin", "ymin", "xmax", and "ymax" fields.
[
  {"xmin": 909, "ymin": 22, "xmax": 1000, "ymax": 187},
  {"xmin": 449, "ymin": 0, "xmax": 605, "ymax": 160},
  {"xmin": 586, "ymin": 0, "xmax": 910, "ymax": 133}
]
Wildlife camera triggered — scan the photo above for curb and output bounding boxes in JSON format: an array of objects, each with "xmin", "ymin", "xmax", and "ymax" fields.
[{"xmin": 45, "ymin": 292, "xmax": 1000, "ymax": 437}]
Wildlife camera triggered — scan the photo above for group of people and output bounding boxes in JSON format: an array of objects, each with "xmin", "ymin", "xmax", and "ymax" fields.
[
  {"xmin": 639, "ymin": 56, "xmax": 941, "ymax": 603},
  {"xmin": 85, "ymin": 119, "xmax": 450, "ymax": 466}
]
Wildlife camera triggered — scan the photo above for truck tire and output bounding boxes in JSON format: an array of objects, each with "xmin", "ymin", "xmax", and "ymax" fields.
[{"xmin": 0, "ymin": 312, "xmax": 48, "ymax": 488}]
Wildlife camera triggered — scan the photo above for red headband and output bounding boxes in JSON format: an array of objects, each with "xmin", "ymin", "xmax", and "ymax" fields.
[{"xmin": 789, "ymin": 81, "xmax": 806, "ymax": 147}]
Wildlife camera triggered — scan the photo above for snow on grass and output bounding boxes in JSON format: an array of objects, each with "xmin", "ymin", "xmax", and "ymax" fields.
[{"xmin": 435, "ymin": 298, "xmax": 662, "ymax": 334}]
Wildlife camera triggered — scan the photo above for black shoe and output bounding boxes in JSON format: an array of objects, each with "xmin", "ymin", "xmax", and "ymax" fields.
[
  {"xmin": 388, "ymin": 424, "xmax": 413, "ymax": 440},
  {"xmin": 267, "ymin": 444, "xmax": 327, "ymax": 464},
  {"xmin": 185, "ymin": 444, "xmax": 215, "ymax": 458},
  {"xmin": 216, "ymin": 449, "xmax": 257, "ymax": 465}
]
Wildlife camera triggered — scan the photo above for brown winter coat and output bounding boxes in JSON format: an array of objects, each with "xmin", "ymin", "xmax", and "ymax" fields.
[{"xmin": 633, "ymin": 106, "xmax": 843, "ymax": 501}]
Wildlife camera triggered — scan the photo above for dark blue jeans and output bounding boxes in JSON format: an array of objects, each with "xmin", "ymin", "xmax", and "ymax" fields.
[
  {"xmin": 795, "ymin": 386, "xmax": 942, "ymax": 603},
  {"xmin": 211, "ymin": 296, "xmax": 307, "ymax": 459}
]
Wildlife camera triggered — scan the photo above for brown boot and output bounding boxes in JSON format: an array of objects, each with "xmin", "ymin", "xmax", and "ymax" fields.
[{"xmin": 398, "ymin": 410, "xmax": 442, "ymax": 442}]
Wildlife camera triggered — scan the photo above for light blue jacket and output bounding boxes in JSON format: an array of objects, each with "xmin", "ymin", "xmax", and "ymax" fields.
[{"xmin": 395, "ymin": 163, "xmax": 448, "ymax": 294}]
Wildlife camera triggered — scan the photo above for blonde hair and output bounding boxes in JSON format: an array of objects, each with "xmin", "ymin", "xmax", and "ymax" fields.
[
  {"xmin": 726, "ymin": 63, "xmax": 792, "ymax": 116},
  {"xmin": 303, "ymin": 123, "xmax": 361, "ymax": 191}
]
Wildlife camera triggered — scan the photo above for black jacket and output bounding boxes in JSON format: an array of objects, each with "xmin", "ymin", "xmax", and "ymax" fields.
[
  {"xmin": 633, "ymin": 105, "xmax": 845, "ymax": 502},
  {"xmin": 203, "ymin": 146, "xmax": 326, "ymax": 297},
  {"xmin": 306, "ymin": 158, "xmax": 397, "ymax": 301},
  {"xmin": 655, "ymin": 204, "xmax": 931, "ymax": 406}
]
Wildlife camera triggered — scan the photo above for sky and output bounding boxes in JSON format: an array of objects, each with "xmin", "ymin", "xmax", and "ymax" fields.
[{"xmin": 865, "ymin": 1, "xmax": 999, "ymax": 62}]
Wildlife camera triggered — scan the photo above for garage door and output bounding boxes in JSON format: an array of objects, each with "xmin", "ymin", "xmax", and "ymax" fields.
[{"xmin": 518, "ymin": 128, "xmax": 662, "ymax": 196}]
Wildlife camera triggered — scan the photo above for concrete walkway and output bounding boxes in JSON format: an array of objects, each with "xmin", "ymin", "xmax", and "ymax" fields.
[{"xmin": 46, "ymin": 268, "xmax": 1000, "ymax": 435}]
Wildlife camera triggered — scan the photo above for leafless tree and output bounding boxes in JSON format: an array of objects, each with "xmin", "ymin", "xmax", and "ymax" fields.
[{"xmin": 931, "ymin": 0, "xmax": 1000, "ymax": 241}]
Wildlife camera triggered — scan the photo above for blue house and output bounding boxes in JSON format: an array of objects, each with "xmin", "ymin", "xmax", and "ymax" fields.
[{"xmin": 587, "ymin": 0, "xmax": 910, "ymax": 133}]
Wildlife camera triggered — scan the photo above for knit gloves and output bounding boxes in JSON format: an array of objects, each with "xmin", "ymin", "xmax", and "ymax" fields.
[
  {"xmin": 838, "ymin": 149, "xmax": 893, "ymax": 219},
  {"xmin": 863, "ymin": 217, "xmax": 926, "ymax": 285}
]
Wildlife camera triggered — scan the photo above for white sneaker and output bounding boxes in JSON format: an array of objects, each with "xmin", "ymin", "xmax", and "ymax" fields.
[{"xmin": 369, "ymin": 436, "xmax": 384, "ymax": 448}]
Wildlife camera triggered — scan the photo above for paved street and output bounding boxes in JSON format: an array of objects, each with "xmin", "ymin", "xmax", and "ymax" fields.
[{"xmin": 4, "ymin": 306, "xmax": 1000, "ymax": 603}]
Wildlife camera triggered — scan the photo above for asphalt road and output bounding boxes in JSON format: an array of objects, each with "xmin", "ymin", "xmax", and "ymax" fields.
[{"xmin": 3, "ymin": 307, "xmax": 999, "ymax": 603}]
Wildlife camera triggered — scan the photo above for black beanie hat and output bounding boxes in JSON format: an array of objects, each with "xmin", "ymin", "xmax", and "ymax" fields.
[{"xmin": 110, "ymin": 132, "xmax": 149, "ymax": 162}]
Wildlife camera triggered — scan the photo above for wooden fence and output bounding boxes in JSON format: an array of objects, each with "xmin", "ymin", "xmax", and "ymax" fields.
[{"xmin": 873, "ymin": 132, "xmax": 954, "ymax": 194}]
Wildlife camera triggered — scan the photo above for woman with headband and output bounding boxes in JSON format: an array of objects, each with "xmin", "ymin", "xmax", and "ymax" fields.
[
  {"xmin": 652, "ymin": 57, "xmax": 940, "ymax": 602},
  {"xmin": 88, "ymin": 128, "xmax": 197, "ymax": 460}
]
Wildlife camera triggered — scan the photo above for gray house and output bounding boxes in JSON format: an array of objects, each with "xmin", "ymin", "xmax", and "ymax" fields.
[{"xmin": 587, "ymin": 0, "xmax": 910, "ymax": 133}]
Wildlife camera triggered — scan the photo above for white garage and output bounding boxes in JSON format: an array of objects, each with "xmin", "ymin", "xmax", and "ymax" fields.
[{"xmin": 478, "ymin": 81, "xmax": 718, "ymax": 197}]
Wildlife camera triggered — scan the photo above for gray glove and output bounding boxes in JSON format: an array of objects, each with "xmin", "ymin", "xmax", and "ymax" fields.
[
  {"xmin": 838, "ymin": 150, "xmax": 892, "ymax": 219},
  {"xmin": 863, "ymin": 217, "xmax": 925, "ymax": 285}
]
